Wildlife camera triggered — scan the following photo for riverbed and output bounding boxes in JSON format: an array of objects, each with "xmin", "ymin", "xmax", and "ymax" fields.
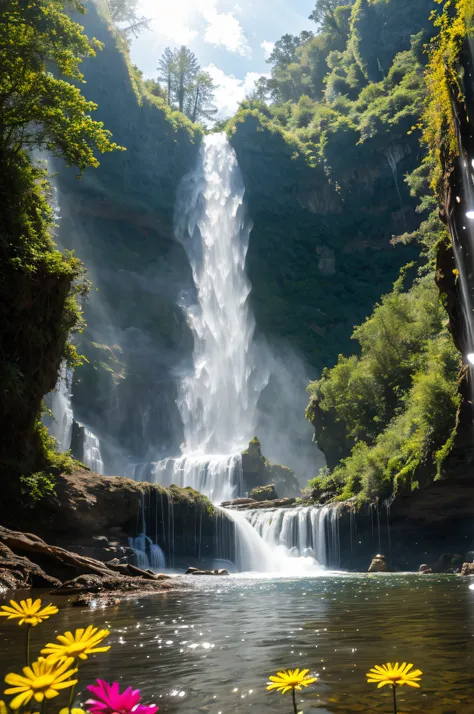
[{"xmin": 0, "ymin": 574, "xmax": 472, "ymax": 713}]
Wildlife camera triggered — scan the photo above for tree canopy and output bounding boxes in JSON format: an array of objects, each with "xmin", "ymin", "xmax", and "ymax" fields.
[
  {"xmin": 0, "ymin": 0, "xmax": 123, "ymax": 170},
  {"xmin": 105, "ymin": 0, "xmax": 150, "ymax": 38},
  {"xmin": 157, "ymin": 46, "xmax": 217, "ymax": 123}
]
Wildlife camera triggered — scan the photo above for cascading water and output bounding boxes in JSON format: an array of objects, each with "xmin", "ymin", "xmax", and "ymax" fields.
[
  {"xmin": 242, "ymin": 505, "xmax": 342, "ymax": 569},
  {"xmin": 47, "ymin": 363, "xmax": 74, "ymax": 453},
  {"xmin": 147, "ymin": 134, "xmax": 268, "ymax": 502}
]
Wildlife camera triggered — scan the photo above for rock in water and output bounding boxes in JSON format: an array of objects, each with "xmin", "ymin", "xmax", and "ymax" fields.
[
  {"xmin": 249, "ymin": 484, "xmax": 278, "ymax": 501},
  {"xmin": 419, "ymin": 564, "xmax": 433, "ymax": 574},
  {"xmin": 185, "ymin": 567, "xmax": 229, "ymax": 576},
  {"xmin": 368, "ymin": 554, "xmax": 390, "ymax": 573},
  {"xmin": 461, "ymin": 562, "xmax": 474, "ymax": 576}
]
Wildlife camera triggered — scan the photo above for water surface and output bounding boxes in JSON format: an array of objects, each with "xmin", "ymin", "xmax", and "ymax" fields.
[{"xmin": 0, "ymin": 574, "xmax": 473, "ymax": 713}]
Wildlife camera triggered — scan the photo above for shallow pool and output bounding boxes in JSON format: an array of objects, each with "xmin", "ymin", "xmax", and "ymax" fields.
[{"xmin": 0, "ymin": 573, "xmax": 473, "ymax": 713}]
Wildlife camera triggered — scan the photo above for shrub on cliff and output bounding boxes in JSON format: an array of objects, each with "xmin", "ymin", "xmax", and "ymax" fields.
[
  {"xmin": 307, "ymin": 273, "xmax": 461, "ymax": 500},
  {"xmin": 0, "ymin": 0, "xmax": 122, "ymax": 490}
]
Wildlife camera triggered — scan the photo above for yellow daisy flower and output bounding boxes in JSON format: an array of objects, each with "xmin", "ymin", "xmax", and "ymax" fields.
[
  {"xmin": 41, "ymin": 625, "xmax": 111, "ymax": 661},
  {"xmin": 366, "ymin": 662, "xmax": 423, "ymax": 688},
  {"xmin": 4, "ymin": 657, "xmax": 78, "ymax": 709},
  {"xmin": 60, "ymin": 709, "xmax": 87, "ymax": 714},
  {"xmin": 267, "ymin": 668, "xmax": 317, "ymax": 695},
  {"xmin": 0, "ymin": 599, "xmax": 58, "ymax": 627},
  {"xmin": 0, "ymin": 700, "xmax": 7, "ymax": 714}
]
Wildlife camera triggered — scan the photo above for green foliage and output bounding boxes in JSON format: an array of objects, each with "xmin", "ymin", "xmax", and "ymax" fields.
[
  {"xmin": 104, "ymin": 0, "xmax": 150, "ymax": 38},
  {"xmin": 421, "ymin": 0, "xmax": 474, "ymax": 193},
  {"xmin": 307, "ymin": 273, "xmax": 461, "ymax": 500},
  {"xmin": 0, "ymin": 0, "xmax": 124, "ymax": 170},
  {"xmin": 0, "ymin": 0, "xmax": 122, "ymax": 485},
  {"xmin": 157, "ymin": 46, "xmax": 217, "ymax": 123}
]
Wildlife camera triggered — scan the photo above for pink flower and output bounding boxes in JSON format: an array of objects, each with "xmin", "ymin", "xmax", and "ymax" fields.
[{"xmin": 86, "ymin": 680, "xmax": 158, "ymax": 714}]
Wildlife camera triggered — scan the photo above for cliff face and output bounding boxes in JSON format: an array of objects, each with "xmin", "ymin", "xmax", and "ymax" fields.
[
  {"xmin": 230, "ymin": 113, "xmax": 420, "ymax": 371},
  {"xmin": 435, "ymin": 39, "xmax": 474, "ymax": 478},
  {"xmin": 53, "ymin": 5, "xmax": 202, "ymax": 468}
]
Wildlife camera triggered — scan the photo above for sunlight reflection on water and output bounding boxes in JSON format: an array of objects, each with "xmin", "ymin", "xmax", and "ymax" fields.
[{"xmin": 0, "ymin": 574, "xmax": 473, "ymax": 713}]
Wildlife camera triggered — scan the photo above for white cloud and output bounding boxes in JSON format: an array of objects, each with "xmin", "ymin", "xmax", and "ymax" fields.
[
  {"xmin": 196, "ymin": 0, "xmax": 251, "ymax": 56},
  {"xmin": 260, "ymin": 40, "xmax": 275, "ymax": 59},
  {"xmin": 138, "ymin": 0, "xmax": 198, "ymax": 45},
  {"xmin": 204, "ymin": 64, "xmax": 269, "ymax": 116}
]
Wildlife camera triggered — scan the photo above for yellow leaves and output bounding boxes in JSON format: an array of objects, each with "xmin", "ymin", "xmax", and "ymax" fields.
[{"xmin": 420, "ymin": 0, "xmax": 474, "ymax": 193}]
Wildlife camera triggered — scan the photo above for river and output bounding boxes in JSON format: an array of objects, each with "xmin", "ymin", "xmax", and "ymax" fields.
[{"xmin": 0, "ymin": 574, "xmax": 472, "ymax": 713}]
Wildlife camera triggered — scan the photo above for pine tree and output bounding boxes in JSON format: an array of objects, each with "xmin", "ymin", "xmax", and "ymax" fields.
[
  {"xmin": 174, "ymin": 46, "xmax": 200, "ymax": 113},
  {"xmin": 157, "ymin": 46, "xmax": 217, "ymax": 122},
  {"xmin": 186, "ymin": 71, "xmax": 217, "ymax": 123},
  {"xmin": 106, "ymin": 0, "xmax": 150, "ymax": 38}
]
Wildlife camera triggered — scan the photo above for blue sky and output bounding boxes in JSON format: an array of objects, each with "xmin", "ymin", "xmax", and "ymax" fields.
[{"xmin": 130, "ymin": 0, "xmax": 315, "ymax": 117}]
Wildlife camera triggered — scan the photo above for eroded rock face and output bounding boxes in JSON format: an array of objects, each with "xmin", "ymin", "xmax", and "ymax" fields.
[
  {"xmin": 368, "ymin": 554, "xmax": 390, "ymax": 573},
  {"xmin": 0, "ymin": 526, "xmax": 172, "ymax": 594},
  {"xmin": 241, "ymin": 438, "xmax": 301, "ymax": 497},
  {"xmin": 249, "ymin": 484, "xmax": 278, "ymax": 501}
]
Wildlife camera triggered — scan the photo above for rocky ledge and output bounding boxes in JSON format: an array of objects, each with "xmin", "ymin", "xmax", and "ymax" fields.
[
  {"xmin": 0, "ymin": 526, "xmax": 173, "ymax": 595},
  {"xmin": 221, "ymin": 496, "xmax": 298, "ymax": 510}
]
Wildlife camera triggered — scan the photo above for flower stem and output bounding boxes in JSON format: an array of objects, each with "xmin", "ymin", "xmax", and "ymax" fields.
[
  {"xmin": 26, "ymin": 625, "xmax": 31, "ymax": 667},
  {"xmin": 291, "ymin": 687, "xmax": 297, "ymax": 714},
  {"xmin": 392, "ymin": 684, "xmax": 397, "ymax": 714},
  {"xmin": 67, "ymin": 682, "xmax": 77, "ymax": 710}
]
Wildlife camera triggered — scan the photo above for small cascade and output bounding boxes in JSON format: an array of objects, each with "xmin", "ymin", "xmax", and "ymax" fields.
[
  {"xmin": 47, "ymin": 363, "xmax": 73, "ymax": 452},
  {"xmin": 128, "ymin": 534, "xmax": 151, "ymax": 569},
  {"xmin": 82, "ymin": 428, "xmax": 104, "ymax": 474},
  {"xmin": 226, "ymin": 508, "xmax": 326, "ymax": 573},
  {"xmin": 128, "ymin": 534, "xmax": 167, "ymax": 571},
  {"xmin": 243, "ymin": 504, "xmax": 342, "ymax": 569},
  {"xmin": 150, "ymin": 543, "xmax": 166, "ymax": 569},
  {"xmin": 147, "ymin": 454, "xmax": 243, "ymax": 504}
]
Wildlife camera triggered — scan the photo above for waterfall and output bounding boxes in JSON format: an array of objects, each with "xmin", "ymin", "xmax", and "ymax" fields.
[
  {"xmin": 47, "ymin": 363, "xmax": 74, "ymax": 452},
  {"xmin": 242, "ymin": 504, "xmax": 342, "ymax": 569},
  {"xmin": 224, "ymin": 507, "xmax": 335, "ymax": 573},
  {"xmin": 82, "ymin": 428, "xmax": 104, "ymax": 474},
  {"xmin": 150, "ymin": 454, "xmax": 243, "ymax": 504},
  {"xmin": 147, "ymin": 133, "xmax": 268, "ymax": 502}
]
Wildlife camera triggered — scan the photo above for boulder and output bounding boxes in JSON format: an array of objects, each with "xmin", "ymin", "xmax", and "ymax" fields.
[
  {"xmin": 419, "ymin": 564, "xmax": 433, "ymax": 574},
  {"xmin": 221, "ymin": 498, "xmax": 256, "ymax": 507},
  {"xmin": 249, "ymin": 484, "xmax": 278, "ymax": 502},
  {"xmin": 368, "ymin": 554, "xmax": 390, "ymax": 573},
  {"xmin": 0, "ymin": 526, "xmax": 174, "ymax": 594},
  {"xmin": 185, "ymin": 567, "xmax": 229, "ymax": 576},
  {"xmin": 241, "ymin": 438, "xmax": 301, "ymax": 497},
  {"xmin": 461, "ymin": 562, "xmax": 474, "ymax": 576}
]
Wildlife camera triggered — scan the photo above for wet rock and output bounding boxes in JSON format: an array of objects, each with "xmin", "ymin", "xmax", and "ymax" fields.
[
  {"xmin": 221, "ymin": 498, "xmax": 256, "ymax": 507},
  {"xmin": 461, "ymin": 562, "xmax": 474, "ymax": 575},
  {"xmin": 0, "ymin": 526, "xmax": 174, "ymax": 594},
  {"xmin": 185, "ymin": 567, "xmax": 229, "ymax": 576},
  {"xmin": 419, "ymin": 564, "xmax": 433, "ymax": 574},
  {"xmin": 241, "ymin": 438, "xmax": 300, "ymax": 497},
  {"xmin": 368, "ymin": 554, "xmax": 390, "ymax": 573},
  {"xmin": 249, "ymin": 484, "xmax": 278, "ymax": 501}
]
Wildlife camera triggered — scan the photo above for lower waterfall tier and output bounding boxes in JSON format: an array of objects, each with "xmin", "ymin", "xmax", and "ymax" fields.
[{"xmin": 134, "ymin": 453, "xmax": 244, "ymax": 505}]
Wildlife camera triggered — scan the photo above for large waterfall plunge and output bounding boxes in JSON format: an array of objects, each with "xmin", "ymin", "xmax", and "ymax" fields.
[{"xmin": 146, "ymin": 134, "xmax": 268, "ymax": 503}]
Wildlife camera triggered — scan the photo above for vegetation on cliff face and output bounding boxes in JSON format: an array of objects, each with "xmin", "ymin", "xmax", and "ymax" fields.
[
  {"xmin": 305, "ymin": 0, "xmax": 474, "ymax": 502},
  {"xmin": 51, "ymin": 3, "xmax": 203, "ymax": 465},
  {"xmin": 307, "ymin": 272, "xmax": 461, "ymax": 500},
  {"xmin": 225, "ymin": 0, "xmax": 437, "ymax": 370},
  {"xmin": 0, "ymin": 0, "xmax": 123, "ymax": 490}
]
